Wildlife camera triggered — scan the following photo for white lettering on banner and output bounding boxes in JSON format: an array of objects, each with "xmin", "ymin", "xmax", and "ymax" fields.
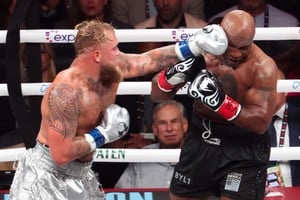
[{"xmin": 106, "ymin": 192, "xmax": 153, "ymax": 200}]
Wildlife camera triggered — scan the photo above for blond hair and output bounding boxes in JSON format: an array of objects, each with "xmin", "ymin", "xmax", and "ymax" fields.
[{"xmin": 74, "ymin": 19, "xmax": 115, "ymax": 55}]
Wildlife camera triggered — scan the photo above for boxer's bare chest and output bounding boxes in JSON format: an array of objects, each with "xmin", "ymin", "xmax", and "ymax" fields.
[
  {"xmin": 79, "ymin": 82, "xmax": 115, "ymax": 129},
  {"xmin": 207, "ymin": 64, "xmax": 252, "ymax": 100}
]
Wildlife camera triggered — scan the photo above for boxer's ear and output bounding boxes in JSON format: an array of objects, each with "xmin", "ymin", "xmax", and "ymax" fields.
[{"xmin": 93, "ymin": 49, "xmax": 102, "ymax": 63}]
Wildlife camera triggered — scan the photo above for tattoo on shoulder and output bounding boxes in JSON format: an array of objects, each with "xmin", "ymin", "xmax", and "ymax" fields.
[{"xmin": 48, "ymin": 83, "xmax": 82, "ymax": 137}]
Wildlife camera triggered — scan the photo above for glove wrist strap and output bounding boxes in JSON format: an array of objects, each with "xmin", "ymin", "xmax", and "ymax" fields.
[
  {"xmin": 175, "ymin": 41, "xmax": 193, "ymax": 60},
  {"xmin": 84, "ymin": 134, "xmax": 96, "ymax": 152},
  {"xmin": 157, "ymin": 70, "xmax": 174, "ymax": 92},
  {"xmin": 86, "ymin": 128, "xmax": 105, "ymax": 151},
  {"xmin": 217, "ymin": 95, "xmax": 241, "ymax": 121}
]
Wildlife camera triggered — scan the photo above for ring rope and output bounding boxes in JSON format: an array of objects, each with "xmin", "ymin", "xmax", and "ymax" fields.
[
  {"xmin": 0, "ymin": 80, "xmax": 299, "ymax": 96},
  {"xmin": 1, "ymin": 147, "xmax": 300, "ymax": 162},
  {"xmin": 0, "ymin": 27, "xmax": 299, "ymax": 43}
]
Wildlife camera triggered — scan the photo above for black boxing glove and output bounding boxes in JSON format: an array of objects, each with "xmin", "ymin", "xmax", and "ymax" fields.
[
  {"xmin": 187, "ymin": 69, "xmax": 241, "ymax": 121},
  {"xmin": 157, "ymin": 56, "xmax": 205, "ymax": 92}
]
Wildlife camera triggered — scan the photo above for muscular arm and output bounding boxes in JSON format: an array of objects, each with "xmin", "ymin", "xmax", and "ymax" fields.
[
  {"xmin": 114, "ymin": 24, "xmax": 228, "ymax": 79},
  {"xmin": 47, "ymin": 84, "xmax": 91, "ymax": 165},
  {"xmin": 114, "ymin": 45, "xmax": 179, "ymax": 79},
  {"xmin": 233, "ymin": 59, "xmax": 278, "ymax": 134}
]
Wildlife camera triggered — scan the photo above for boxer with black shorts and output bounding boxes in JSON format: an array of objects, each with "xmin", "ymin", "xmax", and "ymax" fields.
[{"xmin": 151, "ymin": 10, "xmax": 278, "ymax": 200}]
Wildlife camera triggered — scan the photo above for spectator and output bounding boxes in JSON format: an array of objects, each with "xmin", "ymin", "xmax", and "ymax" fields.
[
  {"xmin": 266, "ymin": 69, "xmax": 300, "ymax": 188},
  {"xmin": 39, "ymin": 0, "xmax": 69, "ymax": 28},
  {"xmin": 39, "ymin": 43, "xmax": 57, "ymax": 82},
  {"xmin": 135, "ymin": 0, "xmax": 206, "ymax": 29},
  {"xmin": 115, "ymin": 100, "xmax": 188, "ymax": 188},
  {"xmin": 111, "ymin": 0, "xmax": 205, "ymax": 26},
  {"xmin": 20, "ymin": 43, "xmax": 57, "ymax": 82}
]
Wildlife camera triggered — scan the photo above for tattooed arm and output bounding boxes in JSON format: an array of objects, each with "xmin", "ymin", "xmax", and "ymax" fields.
[
  {"xmin": 47, "ymin": 83, "xmax": 91, "ymax": 165},
  {"xmin": 114, "ymin": 45, "xmax": 180, "ymax": 79}
]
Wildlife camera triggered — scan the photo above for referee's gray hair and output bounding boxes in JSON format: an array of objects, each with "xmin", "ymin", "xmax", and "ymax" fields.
[{"xmin": 152, "ymin": 100, "xmax": 187, "ymax": 121}]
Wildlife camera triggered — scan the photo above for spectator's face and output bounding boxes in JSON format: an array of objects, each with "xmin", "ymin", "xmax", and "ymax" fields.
[
  {"xmin": 154, "ymin": 0, "xmax": 182, "ymax": 24},
  {"xmin": 79, "ymin": 0, "xmax": 107, "ymax": 18},
  {"xmin": 40, "ymin": 44, "xmax": 51, "ymax": 71},
  {"xmin": 152, "ymin": 105, "xmax": 188, "ymax": 148},
  {"xmin": 238, "ymin": 0, "xmax": 265, "ymax": 11}
]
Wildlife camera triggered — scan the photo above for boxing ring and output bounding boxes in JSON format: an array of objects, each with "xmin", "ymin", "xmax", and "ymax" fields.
[
  {"xmin": 0, "ymin": 27, "xmax": 300, "ymax": 163},
  {"xmin": 0, "ymin": 27, "xmax": 300, "ymax": 200}
]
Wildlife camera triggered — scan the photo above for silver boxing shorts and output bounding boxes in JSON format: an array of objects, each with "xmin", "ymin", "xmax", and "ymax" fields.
[{"xmin": 9, "ymin": 141, "xmax": 105, "ymax": 200}]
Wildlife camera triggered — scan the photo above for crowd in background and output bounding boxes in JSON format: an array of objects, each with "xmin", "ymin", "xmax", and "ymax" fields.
[{"xmin": 0, "ymin": 0, "xmax": 299, "ymax": 189}]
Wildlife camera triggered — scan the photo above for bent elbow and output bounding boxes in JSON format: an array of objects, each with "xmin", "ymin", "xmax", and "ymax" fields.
[
  {"xmin": 249, "ymin": 118, "xmax": 270, "ymax": 135},
  {"xmin": 50, "ymin": 151, "xmax": 71, "ymax": 166}
]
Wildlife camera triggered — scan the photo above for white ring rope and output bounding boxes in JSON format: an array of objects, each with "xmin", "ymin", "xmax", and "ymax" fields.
[
  {"xmin": 0, "ymin": 27, "xmax": 299, "ymax": 43},
  {"xmin": 0, "ymin": 147, "xmax": 300, "ymax": 162},
  {"xmin": 0, "ymin": 80, "xmax": 299, "ymax": 96}
]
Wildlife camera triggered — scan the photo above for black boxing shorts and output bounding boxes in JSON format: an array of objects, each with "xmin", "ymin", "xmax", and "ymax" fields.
[{"xmin": 170, "ymin": 116, "xmax": 271, "ymax": 200}]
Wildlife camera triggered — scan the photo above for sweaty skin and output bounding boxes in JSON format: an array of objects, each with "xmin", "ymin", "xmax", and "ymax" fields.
[
  {"xmin": 37, "ymin": 64, "xmax": 121, "ymax": 164},
  {"xmin": 151, "ymin": 10, "xmax": 278, "ymax": 134},
  {"xmin": 37, "ymin": 24, "xmax": 180, "ymax": 165}
]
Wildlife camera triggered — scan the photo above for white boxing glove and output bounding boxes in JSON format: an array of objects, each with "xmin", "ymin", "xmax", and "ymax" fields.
[
  {"xmin": 84, "ymin": 104, "xmax": 130, "ymax": 152},
  {"xmin": 175, "ymin": 24, "xmax": 228, "ymax": 60}
]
